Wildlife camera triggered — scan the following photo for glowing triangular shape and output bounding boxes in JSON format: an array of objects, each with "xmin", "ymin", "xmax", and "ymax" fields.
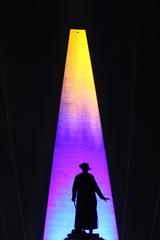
[{"xmin": 43, "ymin": 29, "xmax": 119, "ymax": 240}]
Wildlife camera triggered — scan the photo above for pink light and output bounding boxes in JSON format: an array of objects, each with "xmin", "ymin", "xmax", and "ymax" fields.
[{"xmin": 43, "ymin": 29, "xmax": 119, "ymax": 240}]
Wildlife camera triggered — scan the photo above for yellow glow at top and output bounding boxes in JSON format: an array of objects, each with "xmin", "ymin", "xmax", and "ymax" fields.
[{"xmin": 61, "ymin": 29, "xmax": 100, "ymax": 135}]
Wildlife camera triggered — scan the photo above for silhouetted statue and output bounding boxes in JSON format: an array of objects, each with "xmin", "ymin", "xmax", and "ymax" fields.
[{"xmin": 72, "ymin": 163, "xmax": 109, "ymax": 236}]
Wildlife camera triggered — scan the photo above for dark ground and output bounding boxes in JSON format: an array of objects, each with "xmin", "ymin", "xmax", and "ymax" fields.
[{"xmin": 0, "ymin": 2, "xmax": 160, "ymax": 240}]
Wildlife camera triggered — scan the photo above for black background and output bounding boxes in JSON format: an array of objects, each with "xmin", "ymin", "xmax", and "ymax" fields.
[{"xmin": 0, "ymin": 2, "xmax": 159, "ymax": 240}]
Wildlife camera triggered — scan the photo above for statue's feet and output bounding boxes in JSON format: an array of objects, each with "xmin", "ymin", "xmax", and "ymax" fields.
[{"xmin": 67, "ymin": 229, "xmax": 87, "ymax": 238}]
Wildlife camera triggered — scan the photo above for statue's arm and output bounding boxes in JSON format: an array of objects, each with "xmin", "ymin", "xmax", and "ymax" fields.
[{"xmin": 72, "ymin": 176, "xmax": 77, "ymax": 201}]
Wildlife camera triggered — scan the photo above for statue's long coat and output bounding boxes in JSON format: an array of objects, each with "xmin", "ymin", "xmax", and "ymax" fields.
[{"xmin": 72, "ymin": 172, "xmax": 105, "ymax": 230}]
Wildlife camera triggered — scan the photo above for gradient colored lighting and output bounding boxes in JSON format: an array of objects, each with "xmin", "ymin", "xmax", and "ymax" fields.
[{"xmin": 43, "ymin": 29, "xmax": 119, "ymax": 240}]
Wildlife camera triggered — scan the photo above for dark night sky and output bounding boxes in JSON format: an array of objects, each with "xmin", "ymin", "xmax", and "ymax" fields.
[{"xmin": 0, "ymin": 2, "xmax": 160, "ymax": 240}]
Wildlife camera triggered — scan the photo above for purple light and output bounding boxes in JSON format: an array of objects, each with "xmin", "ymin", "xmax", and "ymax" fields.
[{"xmin": 43, "ymin": 29, "xmax": 119, "ymax": 240}]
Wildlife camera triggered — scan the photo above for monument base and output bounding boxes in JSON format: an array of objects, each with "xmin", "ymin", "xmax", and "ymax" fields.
[{"xmin": 64, "ymin": 229, "xmax": 106, "ymax": 240}]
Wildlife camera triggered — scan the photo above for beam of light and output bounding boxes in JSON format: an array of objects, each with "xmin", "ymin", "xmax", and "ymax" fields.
[{"xmin": 43, "ymin": 29, "xmax": 119, "ymax": 240}]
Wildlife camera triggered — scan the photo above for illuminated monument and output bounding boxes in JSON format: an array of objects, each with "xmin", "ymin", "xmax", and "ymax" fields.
[{"xmin": 43, "ymin": 29, "xmax": 119, "ymax": 240}]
